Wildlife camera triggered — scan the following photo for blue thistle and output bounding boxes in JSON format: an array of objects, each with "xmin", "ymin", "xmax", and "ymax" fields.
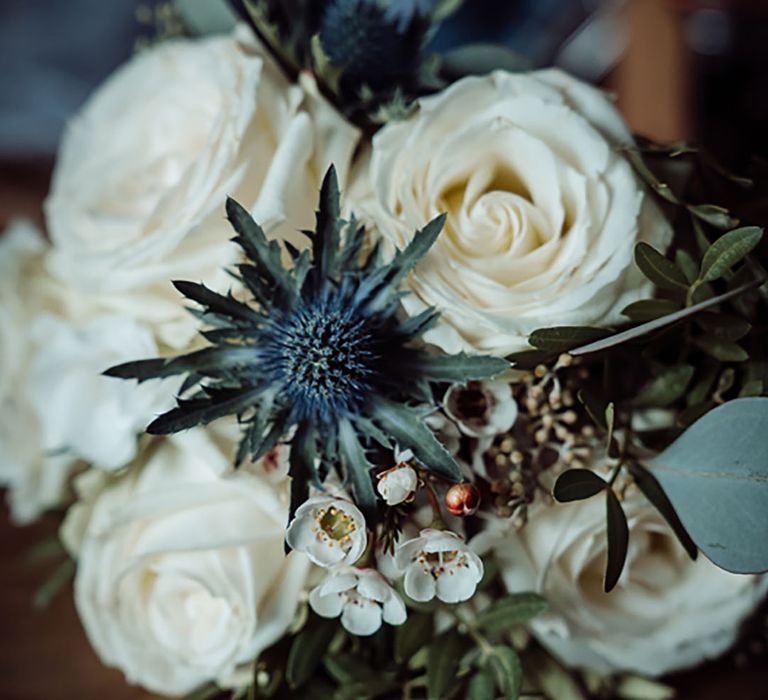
[{"xmin": 106, "ymin": 166, "xmax": 508, "ymax": 524}]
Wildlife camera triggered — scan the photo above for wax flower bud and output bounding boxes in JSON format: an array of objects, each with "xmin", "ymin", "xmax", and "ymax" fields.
[{"xmin": 444, "ymin": 483, "xmax": 480, "ymax": 517}]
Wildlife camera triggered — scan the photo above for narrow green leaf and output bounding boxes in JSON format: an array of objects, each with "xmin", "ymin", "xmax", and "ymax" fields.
[
  {"xmin": 577, "ymin": 389, "xmax": 608, "ymax": 429},
  {"xmin": 394, "ymin": 612, "xmax": 433, "ymax": 663},
  {"xmin": 33, "ymin": 559, "xmax": 75, "ymax": 610},
  {"xmin": 529, "ymin": 326, "xmax": 611, "ymax": 353},
  {"xmin": 570, "ymin": 277, "xmax": 764, "ymax": 356},
  {"xmin": 403, "ymin": 351, "xmax": 509, "ymax": 382},
  {"xmin": 621, "ymin": 299, "xmax": 682, "ymax": 322},
  {"xmin": 693, "ymin": 337, "xmax": 748, "ymax": 362},
  {"xmin": 634, "ymin": 242, "xmax": 689, "ymax": 290},
  {"xmin": 427, "ymin": 630, "xmax": 465, "ymax": 700},
  {"xmin": 373, "ymin": 399, "xmax": 462, "ymax": 483},
  {"xmin": 675, "ymin": 249, "xmax": 699, "ymax": 284},
  {"xmin": 467, "ymin": 669, "xmax": 496, "ymax": 700},
  {"xmin": 698, "ymin": 226, "xmax": 763, "ymax": 282},
  {"xmin": 604, "ymin": 489, "xmax": 629, "ymax": 592},
  {"xmin": 633, "ymin": 365, "xmax": 694, "ymax": 408},
  {"xmin": 286, "ymin": 617, "xmax": 337, "ymax": 689},
  {"xmin": 619, "ymin": 146, "xmax": 681, "ymax": 205},
  {"xmin": 338, "ymin": 418, "xmax": 378, "ymax": 520},
  {"xmin": 694, "ymin": 312, "xmax": 751, "ymax": 341},
  {"xmin": 553, "ymin": 469, "xmax": 607, "ymax": 503},
  {"xmin": 486, "ymin": 646, "xmax": 522, "ymax": 700},
  {"xmin": 687, "ymin": 203, "xmax": 739, "ymax": 230},
  {"xmin": 475, "ymin": 593, "xmax": 547, "ymax": 632},
  {"xmin": 102, "ymin": 358, "xmax": 167, "ymax": 382},
  {"xmin": 628, "ymin": 463, "xmax": 697, "ymax": 560}
]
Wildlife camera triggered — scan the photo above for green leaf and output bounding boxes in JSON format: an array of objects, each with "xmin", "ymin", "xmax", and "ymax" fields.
[
  {"xmin": 402, "ymin": 351, "xmax": 509, "ymax": 382},
  {"xmin": 619, "ymin": 146, "xmax": 681, "ymax": 205},
  {"xmin": 577, "ymin": 389, "xmax": 608, "ymax": 429},
  {"xmin": 628, "ymin": 463, "xmax": 697, "ymax": 560},
  {"xmin": 286, "ymin": 617, "xmax": 337, "ymax": 689},
  {"xmin": 694, "ymin": 312, "xmax": 751, "ymax": 341},
  {"xmin": 315, "ymin": 165, "xmax": 343, "ymax": 283},
  {"xmin": 475, "ymin": 593, "xmax": 548, "ymax": 632},
  {"xmin": 467, "ymin": 669, "xmax": 496, "ymax": 700},
  {"xmin": 687, "ymin": 203, "xmax": 739, "ymax": 230},
  {"xmin": 102, "ymin": 358, "xmax": 169, "ymax": 382},
  {"xmin": 389, "ymin": 214, "xmax": 447, "ymax": 288},
  {"xmin": 373, "ymin": 399, "xmax": 462, "ymax": 483},
  {"xmin": 528, "ymin": 326, "xmax": 611, "ymax": 353},
  {"xmin": 632, "ymin": 365, "xmax": 694, "ymax": 408},
  {"xmin": 553, "ymin": 469, "xmax": 607, "ymax": 503},
  {"xmin": 604, "ymin": 489, "xmax": 629, "ymax": 592},
  {"xmin": 570, "ymin": 278, "xmax": 764, "ymax": 356},
  {"xmin": 693, "ymin": 337, "xmax": 748, "ymax": 362},
  {"xmin": 698, "ymin": 226, "xmax": 763, "ymax": 283},
  {"xmin": 338, "ymin": 418, "xmax": 378, "ymax": 519},
  {"xmin": 173, "ymin": 279, "xmax": 260, "ymax": 323},
  {"xmin": 634, "ymin": 242, "xmax": 689, "ymax": 291},
  {"xmin": 675, "ymin": 249, "xmax": 699, "ymax": 284},
  {"xmin": 648, "ymin": 397, "xmax": 768, "ymax": 573},
  {"xmin": 395, "ymin": 611, "xmax": 433, "ymax": 663},
  {"xmin": 427, "ymin": 630, "xmax": 465, "ymax": 700},
  {"xmin": 621, "ymin": 299, "xmax": 682, "ymax": 322},
  {"xmin": 485, "ymin": 646, "xmax": 522, "ymax": 700},
  {"xmin": 507, "ymin": 348, "xmax": 557, "ymax": 370},
  {"xmin": 33, "ymin": 559, "xmax": 75, "ymax": 609}
]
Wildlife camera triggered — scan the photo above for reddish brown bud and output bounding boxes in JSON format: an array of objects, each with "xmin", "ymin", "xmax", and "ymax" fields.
[{"xmin": 444, "ymin": 483, "xmax": 480, "ymax": 517}]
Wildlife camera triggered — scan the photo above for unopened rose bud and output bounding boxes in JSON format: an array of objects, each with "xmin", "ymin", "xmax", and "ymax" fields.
[{"xmin": 444, "ymin": 483, "xmax": 480, "ymax": 516}]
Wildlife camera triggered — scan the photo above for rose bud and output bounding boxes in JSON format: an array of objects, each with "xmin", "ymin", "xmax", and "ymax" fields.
[{"xmin": 445, "ymin": 483, "xmax": 480, "ymax": 516}]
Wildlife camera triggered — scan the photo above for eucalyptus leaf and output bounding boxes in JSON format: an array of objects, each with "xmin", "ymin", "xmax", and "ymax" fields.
[
  {"xmin": 634, "ymin": 242, "xmax": 689, "ymax": 291},
  {"xmin": 648, "ymin": 397, "xmax": 768, "ymax": 573},
  {"xmin": 475, "ymin": 592, "xmax": 547, "ymax": 632},
  {"xmin": 698, "ymin": 226, "xmax": 763, "ymax": 283},
  {"xmin": 553, "ymin": 469, "xmax": 607, "ymax": 503},
  {"xmin": 604, "ymin": 489, "xmax": 629, "ymax": 592}
]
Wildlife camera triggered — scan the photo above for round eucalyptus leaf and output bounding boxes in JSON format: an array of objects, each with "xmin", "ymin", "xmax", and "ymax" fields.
[{"xmin": 648, "ymin": 397, "xmax": 768, "ymax": 573}]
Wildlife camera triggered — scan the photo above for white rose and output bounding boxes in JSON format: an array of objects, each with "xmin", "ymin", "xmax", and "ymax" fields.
[
  {"xmin": 26, "ymin": 313, "xmax": 177, "ymax": 470},
  {"xmin": 62, "ymin": 430, "xmax": 310, "ymax": 696},
  {"xmin": 45, "ymin": 27, "xmax": 359, "ymax": 349},
  {"xmin": 489, "ymin": 494, "xmax": 768, "ymax": 676},
  {"xmin": 349, "ymin": 69, "xmax": 672, "ymax": 354}
]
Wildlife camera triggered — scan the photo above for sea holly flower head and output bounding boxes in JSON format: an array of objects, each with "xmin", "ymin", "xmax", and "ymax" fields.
[
  {"xmin": 309, "ymin": 566, "xmax": 407, "ymax": 636},
  {"xmin": 285, "ymin": 496, "xmax": 367, "ymax": 567},
  {"xmin": 395, "ymin": 528, "xmax": 484, "ymax": 604},
  {"xmin": 105, "ymin": 166, "xmax": 508, "ymax": 533}
]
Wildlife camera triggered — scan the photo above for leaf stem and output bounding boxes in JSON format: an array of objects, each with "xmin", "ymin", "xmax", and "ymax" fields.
[{"xmin": 420, "ymin": 473, "xmax": 446, "ymax": 529}]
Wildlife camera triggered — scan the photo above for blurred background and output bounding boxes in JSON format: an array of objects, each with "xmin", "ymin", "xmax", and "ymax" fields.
[{"xmin": 1, "ymin": 0, "xmax": 768, "ymax": 697}]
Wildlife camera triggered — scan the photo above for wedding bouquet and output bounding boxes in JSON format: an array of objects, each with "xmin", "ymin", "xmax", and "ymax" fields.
[{"xmin": 3, "ymin": 1, "xmax": 767, "ymax": 698}]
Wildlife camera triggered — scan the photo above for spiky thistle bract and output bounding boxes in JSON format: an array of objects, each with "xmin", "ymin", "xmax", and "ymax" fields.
[{"xmin": 106, "ymin": 166, "xmax": 508, "ymax": 525}]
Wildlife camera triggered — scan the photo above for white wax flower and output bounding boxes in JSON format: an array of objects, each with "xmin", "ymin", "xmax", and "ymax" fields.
[
  {"xmin": 44, "ymin": 26, "xmax": 359, "ymax": 349},
  {"xmin": 395, "ymin": 529, "xmax": 484, "ymax": 604},
  {"xmin": 487, "ymin": 492, "xmax": 768, "ymax": 676},
  {"xmin": 349, "ymin": 69, "xmax": 672, "ymax": 354},
  {"xmin": 286, "ymin": 496, "xmax": 368, "ymax": 567},
  {"xmin": 309, "ymin": 567, "xmax": 407, "ymax": 636},
  {"xmin": 61, "ymin": 430, "xmax": 310, "ymax": 697},
  {"xmin": 444, "ymin": 378, "xmax": 518, "ymax": 438},
  {"xmin": 377, "ymin": 462, "xmax": 418, "ymax": 506}
]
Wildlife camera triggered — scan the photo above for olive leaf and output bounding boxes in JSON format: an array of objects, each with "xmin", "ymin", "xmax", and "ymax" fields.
[
  {"xmin": 604, "ymin": 489, "xmax": 629, "ymax": 592},
  {"xmin": 634, "ymin": 242, "xmax": 689, "ymax": 291},
  {"xmin": 553, "ymin": 469, "xmax": 607, "ymax": 502},
  {"xmin": 698, "ymin": 226, "xmax": 763, "ymax": 283}
]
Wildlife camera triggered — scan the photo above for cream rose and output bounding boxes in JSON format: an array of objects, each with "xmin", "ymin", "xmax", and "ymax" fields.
[
  {"xmin": 488, "ymin": 493, "xmax": 768, "ymax": 676},
  {"xmin": 45, "ymin": 26, "xmax": 358, "ymax": 349},
  {"xmin": 62, "ymin": 430, "xmax": 310, "ymax": 696},
  {"xmin": 349, "ymin": 69, "xmax": 672, "ymax": 354}
]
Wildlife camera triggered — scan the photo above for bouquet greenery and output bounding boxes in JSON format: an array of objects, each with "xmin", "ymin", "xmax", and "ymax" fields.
[{"xmin": 3, "ymin": 2, "xmax": 767, "ymax": 699}]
